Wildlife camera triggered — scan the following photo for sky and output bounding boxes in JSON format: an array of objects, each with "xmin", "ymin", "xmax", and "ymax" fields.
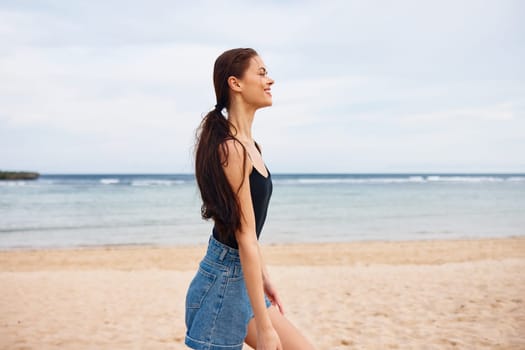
[{"xmin": 1, "ymin": 0, "xmax": 524, "ymax": 174}]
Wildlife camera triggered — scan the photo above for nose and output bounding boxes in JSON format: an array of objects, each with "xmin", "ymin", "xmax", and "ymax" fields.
[{"xmin": 268, "ymin": 76, "xmax": 275, "ymax": 85}]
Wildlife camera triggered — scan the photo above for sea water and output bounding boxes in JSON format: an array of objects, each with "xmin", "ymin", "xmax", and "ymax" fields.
[{"xmin": 1, "ymin": 173, "xmax": 524, "ymax": 250}]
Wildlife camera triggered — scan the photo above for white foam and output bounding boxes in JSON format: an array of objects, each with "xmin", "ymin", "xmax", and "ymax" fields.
[
  {"xmin": 100, "ymin": 178, "xmax": 120, "ymax": 185},
  {"xmin": 426, "ymin": 176, "xmax": 504, "ymax": 183},
  {"xmin": 507, "ymin": 176, "xmax": 525, "ymax": 182},
  {"xmin": 277, "ymin": 178, "xmax": 423, "ymax": 185},
  {"xmin": 131, "ymin": 179, "xmax": 184, "ymax": 186},
  {"xmin": 274, "ymin": 175, "xmax": 518, "ymax": 185},
  {"xmin": 0, "ymin": 181, "xmax": 26, "ymax": 186},
  {"xmin": 296, "ymin": 178, "xmax": 355, "ymax": 184},
  {"xmin": 408, "ymin": 176, "xmax": 425, "ymax": 182}
]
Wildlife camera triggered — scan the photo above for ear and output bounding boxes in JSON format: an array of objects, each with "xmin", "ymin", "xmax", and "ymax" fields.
[{"xmin": 227, "ymin": 76, "xmax": 242, "ymax": 92}]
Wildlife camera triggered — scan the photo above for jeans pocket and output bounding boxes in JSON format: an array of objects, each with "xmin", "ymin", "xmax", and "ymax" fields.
[{"xmin": 186, "ymin": 266, "xmax": 217, "ymax": 309}]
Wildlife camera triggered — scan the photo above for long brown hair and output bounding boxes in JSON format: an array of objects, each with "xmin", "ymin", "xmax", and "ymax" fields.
[{"xmin": 194, "ymin": 48, "xmax": 258, "ymax": 242}]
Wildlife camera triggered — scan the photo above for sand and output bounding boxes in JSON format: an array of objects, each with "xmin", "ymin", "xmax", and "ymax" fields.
[{"xmin": 1, "ymin": 237, "xmax": 524, "ymax": 349}]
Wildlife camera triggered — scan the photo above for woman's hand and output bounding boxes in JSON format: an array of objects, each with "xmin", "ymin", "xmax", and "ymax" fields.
[
  {"xmin": 257, "ymin": 325, "xmax": 282, "ymax": 350},
  {"xmin": 263, "ymin": 277, "xmax": 285, "ymax": 315}
]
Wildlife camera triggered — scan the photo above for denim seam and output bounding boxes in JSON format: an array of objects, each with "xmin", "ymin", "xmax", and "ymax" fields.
[
  {"xmin": 185, "ymin": 334, "xmax": 243, "ymax": 349},
  {"xmin": 208, "ymin": 273, "xmax": 227, "ymax": 345},
  {"xmin": 202, "ymin": 257, "xmax": 229, "ymax": 272},
  {"xmin": 187, "ymin": 267, "xmax": 216, "ymax": 309}
]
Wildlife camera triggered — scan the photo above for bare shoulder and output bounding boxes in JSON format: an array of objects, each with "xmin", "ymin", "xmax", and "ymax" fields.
[
  {"xmin": 218, "ymin": 138, "xmax": 250, "ymax": 180},
  {"xmin": 219, "ymin": 138, "xmax": 244, "ymax": 166}
]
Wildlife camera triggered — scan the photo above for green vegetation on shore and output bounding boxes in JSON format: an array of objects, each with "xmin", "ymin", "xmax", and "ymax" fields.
[{"xmin": 0, "ymin": 170, "xmax": 40, "ymax": 180}]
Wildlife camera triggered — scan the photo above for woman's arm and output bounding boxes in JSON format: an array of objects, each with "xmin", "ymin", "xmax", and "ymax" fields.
[
  {"xmin": 258, "ymin": 244, "xmax": 285, "ymax": 315},
  {"xmin": 220, "ymin": 139, "xmax": 281, "ymax": 349},
  {"xmin": 251, "ymin": 141, "xmax": 284, "ymax": 314}
]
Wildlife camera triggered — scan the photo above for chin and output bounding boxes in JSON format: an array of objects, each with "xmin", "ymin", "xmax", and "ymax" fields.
[
  {"xmin": 253, "ymin": 96, "xmax": 273, "ymax": 109},
  {"xmin": 255, "ymin": 102, "xmax": 272, "ymax": 110}
]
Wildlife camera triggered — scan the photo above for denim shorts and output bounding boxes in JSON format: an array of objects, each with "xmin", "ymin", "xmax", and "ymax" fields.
[{"xmin": 185, "ymin": 235, "xmax": 272, "ymax": 350}]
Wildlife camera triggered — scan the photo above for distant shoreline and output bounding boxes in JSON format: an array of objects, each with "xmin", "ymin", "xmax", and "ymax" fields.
[{"xmin": 0, "ymin": 171, "xmax": 40, "ymax": 180}]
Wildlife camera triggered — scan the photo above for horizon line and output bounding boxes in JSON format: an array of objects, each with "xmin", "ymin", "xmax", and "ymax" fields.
[{"xmin": 34, "ymin": 171, "xmax": 525, "ymax": 176}]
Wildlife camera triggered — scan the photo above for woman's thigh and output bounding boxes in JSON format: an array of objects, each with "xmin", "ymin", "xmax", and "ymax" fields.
[{"xmin": 244, "ymin": 305, "xmax": 316, "ymax": 349}]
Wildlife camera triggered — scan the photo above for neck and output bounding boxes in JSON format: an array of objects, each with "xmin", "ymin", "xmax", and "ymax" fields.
[{"xmin": 227, "ymin": 102, "xmax": 256, "ymax": 142}]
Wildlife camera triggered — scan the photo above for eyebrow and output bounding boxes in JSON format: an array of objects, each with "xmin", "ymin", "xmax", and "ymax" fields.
[{"xmin": 258, "ymin": 67, "xmax": 268, "ymax": 73}]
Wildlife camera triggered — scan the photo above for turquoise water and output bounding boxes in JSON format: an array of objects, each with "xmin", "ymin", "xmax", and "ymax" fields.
[{"xmin": 1, "ymin": 173, "xmax": 524, "ymax": 250}]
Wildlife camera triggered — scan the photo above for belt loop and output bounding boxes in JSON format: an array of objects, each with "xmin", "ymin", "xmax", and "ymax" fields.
[{"xmin": 219, "ymin": 247, "xmax": 228, "ymax": 261}]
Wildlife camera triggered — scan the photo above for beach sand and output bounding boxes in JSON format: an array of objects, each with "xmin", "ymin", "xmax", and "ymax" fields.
[{"xmin": 1, "ymin": 237, "xmax": 524, "ymax": 349}]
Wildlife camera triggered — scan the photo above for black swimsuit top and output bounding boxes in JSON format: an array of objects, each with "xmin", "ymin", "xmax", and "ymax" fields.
[{"xmin": 212, "ymin": 160, "xmax": 273, "ymax": 249}]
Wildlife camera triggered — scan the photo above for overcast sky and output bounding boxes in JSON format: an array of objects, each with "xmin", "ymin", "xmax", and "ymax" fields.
[{"xmin": 1, "ymin": 0, "xmax": 524, "ymax": 174}]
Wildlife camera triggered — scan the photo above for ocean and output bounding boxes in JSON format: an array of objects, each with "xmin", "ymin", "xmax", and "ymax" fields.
[{"xmin": 1, "ymin": 173, "xmax": 524, "ymax": 250}]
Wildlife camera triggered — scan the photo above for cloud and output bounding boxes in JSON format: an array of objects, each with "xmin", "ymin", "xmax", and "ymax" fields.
[
  {"xmin": 0, "ymin": 1, "xmax": 524, "ymax": 173},
  {"xmin": 399, "ymin": 102, "xmax": 520, "ymax": 123}
]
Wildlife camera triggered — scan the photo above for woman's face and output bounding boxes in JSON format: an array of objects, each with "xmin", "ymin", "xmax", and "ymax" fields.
[{"xmin": 238, "ymin": 56, "xmax": 274, "ymax": 109}]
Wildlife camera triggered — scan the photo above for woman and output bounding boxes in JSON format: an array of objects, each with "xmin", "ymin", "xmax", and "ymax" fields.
[{"xmin": 185, "ymin": 48, "xmax": 316, "ymax": 350}]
